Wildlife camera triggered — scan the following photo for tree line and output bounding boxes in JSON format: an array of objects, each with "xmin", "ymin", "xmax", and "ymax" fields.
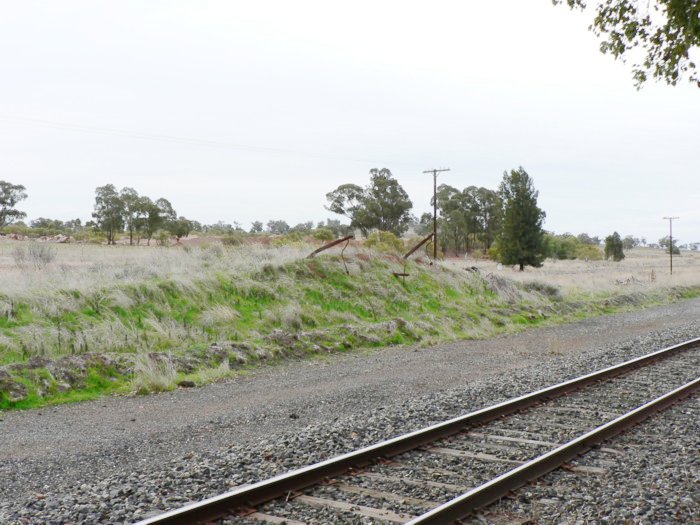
[
  {"xmin": 325, "ymin": 166, "xmax": 548, "ymax": 269},
  {"xmin": 1, "ymin": 176, "xmax": 687, "ymax": 264},
  {"xmin": 0, "ymin": 180, "xmax": 352, "ymax": 244},
  {"xmin": 91, "ymin": 185, "xmax": 192, "ymax": 245}
]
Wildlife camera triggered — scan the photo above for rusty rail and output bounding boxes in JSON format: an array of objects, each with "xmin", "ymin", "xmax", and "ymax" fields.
[
  {"xmin": 134, "ymin": 337, "xmax": 699, "ymax": 525},
  {"xmin": 406, "ymin": 375, "xmax": 700, "ymax": 524}
]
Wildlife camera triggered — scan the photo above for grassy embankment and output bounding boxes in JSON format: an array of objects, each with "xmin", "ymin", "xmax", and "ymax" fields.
[{"xmin": 0, "ymin": 241, "xmax": 698, "ymax": 410}]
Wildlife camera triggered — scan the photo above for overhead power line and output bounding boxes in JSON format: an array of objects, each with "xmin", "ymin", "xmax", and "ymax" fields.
[{"xmin": 0, "ymin": 115, "xmax": 422, "ymax": 168}]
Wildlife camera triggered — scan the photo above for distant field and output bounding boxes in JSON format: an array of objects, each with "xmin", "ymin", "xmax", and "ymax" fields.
[
  {"xmin": 1, "ymin": 238, "xmax": 698, "ymax": 410},
  {"xmin": 448, "ymin": 247, "xmax": 700, "ymax": 295},
  {"xmin": 2, "ymin": 240, "xmax": 694, "ymax": 298}
]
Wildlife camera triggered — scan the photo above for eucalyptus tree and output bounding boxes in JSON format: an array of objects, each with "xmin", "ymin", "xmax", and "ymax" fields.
[
  {"xmin": 326, "ymin": 168, "xmax": 413, "ymax": 237},
  {"xmin": 92, "ymin": 184, "xmax": 124, "ymax": 245},
  {"xmin": 0, "ymin": 180, "xmax": 28, "ymax": 228},
  {"xmin": 554, "ymin": 0, "xmax": 699, "ymax": 87}
]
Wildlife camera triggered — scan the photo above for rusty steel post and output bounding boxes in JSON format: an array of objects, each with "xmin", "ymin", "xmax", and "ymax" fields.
[
  {"xmin": 403, "ymin": 233, "xmax": 434, "ymax": 260},
  {"xmin": 307, "ymin": 235, "xmax": 354, "ymax": 258}
]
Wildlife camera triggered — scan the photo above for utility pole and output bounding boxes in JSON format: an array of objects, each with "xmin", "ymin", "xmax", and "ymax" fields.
[
  {"xmin": 662, "ymin": 216, "xmax": 679, "ymax": 275},
  {"xmin": 423, "ymin": 168, "xmax": 450, "ymax": 259}
]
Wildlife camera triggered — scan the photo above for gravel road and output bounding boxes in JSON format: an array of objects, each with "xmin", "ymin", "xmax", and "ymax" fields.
[{"xmin": 1, "ymin": 298, "xmax": 699, "ymax": 523}]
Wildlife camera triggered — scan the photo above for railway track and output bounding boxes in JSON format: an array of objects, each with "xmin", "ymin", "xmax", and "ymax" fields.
[{"xmin": 136, "ymin": 337, "xmax": 700, "ymax": 525}]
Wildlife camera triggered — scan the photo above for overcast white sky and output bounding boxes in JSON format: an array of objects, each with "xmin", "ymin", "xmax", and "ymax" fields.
[{"xmin": 0, "ymin": 1, "xmax": 697, "ymax": 243}]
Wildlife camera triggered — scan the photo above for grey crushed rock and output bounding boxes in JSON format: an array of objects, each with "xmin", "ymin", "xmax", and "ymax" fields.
[{"xmin": 0, "ymin": 298, "xmax": 699, "ymax": 523}]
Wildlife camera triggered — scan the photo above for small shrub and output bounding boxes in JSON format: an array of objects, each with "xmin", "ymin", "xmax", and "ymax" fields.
[
  {"xmin": 313, "ymin": 228, "xmax": 335, "ymax": 242},
  {"xmin": 487, "ymin": 242, "xmax": 501, "ymax": 260},
  {"xmin": 132, "ymin": 353, "xmax": 177, "ymax": 394},
  {"xmin": 26, "ymin": 243, "xmax": 56, "ymax": 268},
  {"xmin": 271, "ymin": 232, "xmax": 305, "ymax": 247},
  {"xmin": 221, "ymin": 232, "xmax": 245, "ymax": 246},
  {"xmin": 204, "ymin": 244, "xmax": 224, "ymax": 258},
  {"xmin": 522, "ymin": 280, "xmax": 562, "ymax": 300},
  {"xmin": 189, "ymin": 359, "xmax": 233, "ymax": 385},
  {"xmin": 73, "ymin": 230, "xmax": 107, "ymax": 244},
  {"xmin": 12, "ymin": 246, "xmax": 27, "ymax": 268},
  {"xmin": 155, "ymin": 229, "xmax": 171, "ymax": 247},
  {"xmin": 575, "ymin": 244, "xmax": 603, "ymax": 261},
  {"xmin": 199, "ymin": 305, "xmax": 240, "ymax": 327},
  {"xmin": 365, "ymin": 231, "xmax": 404, "ymax": 253}
]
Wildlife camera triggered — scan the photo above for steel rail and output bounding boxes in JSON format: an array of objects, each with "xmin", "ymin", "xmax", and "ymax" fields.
[
  {"xmin": 406, "ymin": 375, "xmax": 700, "ymax": 524},
  {"xmin": 135, "ymin": 337, "xmax": 700, "ymax": 525}
]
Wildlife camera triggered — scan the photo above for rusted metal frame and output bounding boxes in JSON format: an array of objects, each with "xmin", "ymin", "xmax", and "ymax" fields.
[
  {"xmin": 307, "ymin": 235, "xmax": 353, "ymax": 258},
  {"xmin": 404, "ymin": 233, "xmax": 434, "ymax": 260},
  {"xmin": 405, "ymin": 376, "xmax": 700, "ymax": 525},
  {"xmin": 394, "ymin": 233, "xmax": 435, "ymax": 281},
  {"xmin": 307, "ymin": 234, "xmax": 353, "ymax": 275},
  {"xmin": 134, "ymin": 337, "xmax": 699, "ymax": 525}
]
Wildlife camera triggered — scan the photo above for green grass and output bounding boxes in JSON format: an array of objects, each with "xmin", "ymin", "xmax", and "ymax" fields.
[
  {"xmin": 0, "ymin": 366, "xmax": 128, "ymax": 411},
  {"xmin": 1, "ymin": 249, "xmax": 700, "ymax": 411}
]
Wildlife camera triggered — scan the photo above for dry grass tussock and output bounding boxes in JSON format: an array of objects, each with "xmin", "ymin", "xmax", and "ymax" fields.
[
  {"xmin": 132, "ymin": 352, "xmax": 177, "ymax": 394},
  {"xmin": 0, "ymin": 241, "xmax": 309, "ymax": 300},
  {"xmin": 446, "ymin": 248, "xmax": 700, "ymax": 296}
]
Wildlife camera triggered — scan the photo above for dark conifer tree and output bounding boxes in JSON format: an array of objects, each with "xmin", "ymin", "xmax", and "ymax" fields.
[
  {"xmin": 604, "ymin": 232, "xmax": 626, "ymax": 261},
  {"xmin": 497, "ymin": 167, "xmax": 546, "ymax": 271}
]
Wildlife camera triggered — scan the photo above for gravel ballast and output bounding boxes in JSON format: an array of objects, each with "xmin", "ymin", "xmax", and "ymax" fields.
[{"xmin": 1, "ymin": 298, "xmax": 699, "ymax": 524}]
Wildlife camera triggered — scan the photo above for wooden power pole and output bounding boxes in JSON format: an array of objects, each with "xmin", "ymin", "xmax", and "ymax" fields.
[
  {"xmin": 423, "ymin": 168, "xmax": 450, "ymax": 259},
  {"xmin": 662, "ymin": 216, "xmax": 679, "ymax": 275}
]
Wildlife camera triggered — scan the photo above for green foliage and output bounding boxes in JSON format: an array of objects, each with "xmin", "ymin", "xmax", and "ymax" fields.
[
  {"xmin": 275, "ymin": 231, "xmax": 305, "ymax": 244},
  {"xmin": 0, "ymin": 180, "xmax": 28, "ymax": 228},
  {"xmin": 435, "ymin": 185, "xmax": 502, "ymax": 255},
  {"xmin": 313, "ymin": 228, "xmax": 335, "ymax": 241},
  {"xmin": 168, "ymin": 216, "xmax": 194, "ymax": 241},
  {"xmin": 365, "ymin": 231, "xmax": 405, "ymax": 253},
  {"xmin": 92, "ymin": 184, "xmax": 124, "ymax": 245},
  {"xmin": 290, "ymin": 221, "xmax": 314, "ymax": 234},
  {"xmin": 3, "ymin": 246, "xmax": 700, "ymax": 409},
  {"xmin": 545, "ymin": 233, "xmax": 603, "ymax": 261},
  {"xmin": 317, "ymin": 218, "xmax": 353, "ymax": 238},
  {"xmin": 155, "ymin": 229, "xmax": 171, "ymax": 247},
  {"xmin": 221, "ymin": 232, "xmax": 246, "ymax": 246},
  {"xmin": 545, "ymin": 233, "xmax": 578, "ymax": 260},
  {"xmin": 92, "ymin": 185, "xmax": 180, "ymax": 245},
  {"xmin": 326, "ymin": 168, "xmax": 413, "ymax": 237},
  {"xmin": 604, "ymin": 231, "xmax": 626, "ymax": 261},
  {"xmin": 497, "ymin": 167, "xmax": 546, "ymax": 271},
  {"xmin": 658, "ymin": 235, "xmax": 680, "ymax": 254},
  {"xmin": 554, "ymin": 0, "xmax": 700, "ymax": 88},
  {"xmin": 119, "ymin": 187, "xmax": 141, "ymax": 245},
  {"xmin": 622, "ymin": 235, "xmax": 640, "ymax": 250},
  {"xmin": 266, "ymin": 219, "xmax": 290, "ymax": 235},
  {"xmin": 575, "ymin": 243, "xmax": 604, "ymax": 261},
  {"xmin": 72, "ymin": 230, "xmax": 106, "ymax": 244},
  {"xmin": 3, "ymin": 224, "xmax": 58, "ymax": 238},
  {"xmin": 576, "ymin": 232, "xmax": 601, "ymax": 245},
  {"xmin": 487, "ymin": 240, "xmax": 501, "ymax": 260}
]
